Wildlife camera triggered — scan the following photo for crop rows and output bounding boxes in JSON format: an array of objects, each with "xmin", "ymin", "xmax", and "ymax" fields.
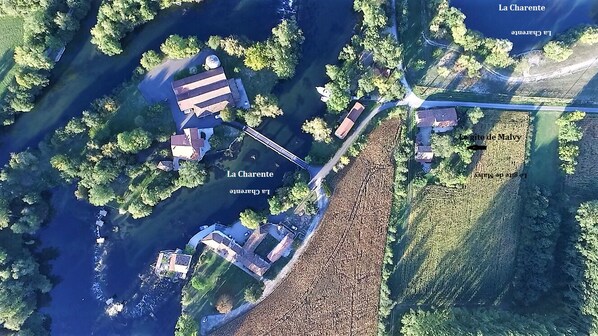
[{"xmin": 213, "ymin": 118, "xmax": 403, "ymax": 335}]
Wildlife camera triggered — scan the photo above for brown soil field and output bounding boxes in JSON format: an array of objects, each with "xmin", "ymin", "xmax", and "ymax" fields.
[
  {"xmin": 565, "ymin": 116, "xmax": 598, "ymax": 202},
  {"xmin": 391, "ymin": 112, "xmax": 529, "ymax": 308},
  {"xmin": 212, "ymin": 118, "xmax": 402, "ymax": 336}
]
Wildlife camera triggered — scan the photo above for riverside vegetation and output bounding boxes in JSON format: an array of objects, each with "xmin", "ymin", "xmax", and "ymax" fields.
[
  {"xmin": 0, "ymin": 0, "xmax": 91, "ymax": 126},
  {"xmin": 302, "ymin": 0, "xmax": 405, "ymax": 166},
  {"xmin": 0, "ymin": 17, "xmax": 305, "ymax": 334}
]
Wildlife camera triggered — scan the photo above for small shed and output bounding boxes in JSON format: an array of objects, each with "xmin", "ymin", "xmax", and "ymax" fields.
[{"xmin": 205, "ymin": 54, "xmax": 221, "ymax": 70}]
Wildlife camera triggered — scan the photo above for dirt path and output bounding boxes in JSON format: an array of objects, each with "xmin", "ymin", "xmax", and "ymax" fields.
[
  {"xmin": 421, "ymin": 33, "xmax": 598, "ymax": 83},
  {"xmin": 211, "ymin": 118, "xmax": 402, "ymax": 336}
]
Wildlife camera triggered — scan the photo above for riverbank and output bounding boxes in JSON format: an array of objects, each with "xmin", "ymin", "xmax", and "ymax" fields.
[{"xmin": 26, "ymin": 0, "xmax": 357, "ymax": 334}]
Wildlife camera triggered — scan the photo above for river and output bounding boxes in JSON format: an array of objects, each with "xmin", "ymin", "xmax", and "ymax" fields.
[
  {"xmin": 30, "ymin": 0, "xmax": 356, "ymax": 334},
  {"xmin": 451, "ymin": 0, "xmax": 598, "ymax": 54}
]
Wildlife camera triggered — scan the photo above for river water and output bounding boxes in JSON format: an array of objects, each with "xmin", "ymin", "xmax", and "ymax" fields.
[
  {"xmin": 29, "ymin": 0, "xmax": 356, "ymax": 334},
  {"xmin": 451, "ymin": 0, "xmax": 598, "ymax": 54}
]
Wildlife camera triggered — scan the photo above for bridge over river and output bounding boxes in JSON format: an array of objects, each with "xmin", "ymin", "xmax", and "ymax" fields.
[{"xmin": 226, "ymin": 121, "xmax": 317, "ymax": 175}]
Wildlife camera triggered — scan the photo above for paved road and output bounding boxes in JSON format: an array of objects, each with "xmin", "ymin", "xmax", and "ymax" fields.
[
  {"xmin": 418, "ymin": 100, "xmax": 598, "ymax": 113},
  {"xmin": 310, "ymin": 101, "xmax": 399, "ymax": 185}
]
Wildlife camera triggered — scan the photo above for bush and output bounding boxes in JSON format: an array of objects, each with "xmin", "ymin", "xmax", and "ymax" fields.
[{"xmin": 244, "ymin": 283, "xmax": 264, "ymax": 303}]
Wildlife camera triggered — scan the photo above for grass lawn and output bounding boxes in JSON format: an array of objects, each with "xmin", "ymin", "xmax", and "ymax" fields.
[
  {"xmin": 182, "ymin": 250, "xmax": 259, "ymax": 319},
  {"xmin": 389, "ymin": 111, "xmax": 529, "ymax": 316},
  {"xmin": 527, "ymin": 111, "xmax": 561, "ymax": 191},
  {"xmin": 0, "ymin": 16, "xmax": 24, "ymax": 97}
]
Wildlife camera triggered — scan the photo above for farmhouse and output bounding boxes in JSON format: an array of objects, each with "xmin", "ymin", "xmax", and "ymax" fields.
[
  {"xmin": 194, "ymin": 223, "xmax": 296, "ymax": 280},
  {"xmin": 172, "ymin": 63, "xmax": 249, "ymax": 117},
  {"xmin": 416, "ymin": 108, "xmax": 458, "ymax": 130},
  {"xmin": 335, "ymin": 102, "xmax": 366, "ymax": 139},
  {"xmin": 155, "ymin": 249, "xmax": 193, "ymax": 279},
  {"xmin": 170, "ymin": 128, "xmax": 212, "ymax": 161},
  {"xmin": 202, "ymin": 230, "xmax": 271, "ymax": 278}
]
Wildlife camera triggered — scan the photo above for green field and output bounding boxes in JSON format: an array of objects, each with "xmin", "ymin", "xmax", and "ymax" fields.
[
  {"xmin": 181, "ymin": 250, "xmax": 258, "ymax": 319},
  {"xmin": 0, "ymin": 16, "xmax": 24, "ymax": 97},
  {"xmin": 527, "ymin": 111, "xmax": 561, "ymax": 191},
  {"xmin": 388, "ymin": 112, "xmax": 530, "ymax": 330}
]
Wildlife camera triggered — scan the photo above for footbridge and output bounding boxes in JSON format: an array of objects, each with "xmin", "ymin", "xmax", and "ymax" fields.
[{"xmin": 226, "ymin": 121, "xmax": 314, "ymax": 172}]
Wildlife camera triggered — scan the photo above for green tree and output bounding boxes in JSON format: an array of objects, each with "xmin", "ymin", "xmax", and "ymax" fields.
[
  {"xmin": 117, "ymin": 128, "xmax": 152, "ymax": 153},
  {"xmin": 239, "ymin": 209, "xmax": 266, "ymax": 229},
  {"xmin": 88, "ymin": 184, "xmax": 116, "ymax": 206},
  {"xmin": 244, "ymin": 42, "xmax": 269, "ymax": 70},
  {"xmin": 207, "ymin": 35, "xmax": 222, "ymax": 50},
  {"xmin": 160, "ymin": 35, "xmax": 200, "ymax": 59},
  {"xmin": 302, "ymin": 117, "xmax": 332, "ymax": 143},
  {"xmin": 218, "ymin": 107, "xmax": 236, "ymax": 122},
  {"xmin": 177, "ymin": 161, "xmax": 207, "ymax": 189},
  {"xmin": 140, "ymin": 50, "xmax": 162, "ymax": 71}
]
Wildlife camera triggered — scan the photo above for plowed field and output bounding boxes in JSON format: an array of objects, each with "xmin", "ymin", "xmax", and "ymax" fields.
[{"xmin": 212, "ymin": 118, "xmax": 402, "ymax": 336}]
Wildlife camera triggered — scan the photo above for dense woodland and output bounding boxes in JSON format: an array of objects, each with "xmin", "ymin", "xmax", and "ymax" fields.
[
  {"xmin": 90, "ymin": 0, "xmax": 198, "ymax": 55},
  {"xmin": 0, "ymin": 0, "xmax": 91, "ymax": 126}
]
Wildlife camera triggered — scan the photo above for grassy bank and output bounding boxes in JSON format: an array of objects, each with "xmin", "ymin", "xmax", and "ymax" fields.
[
  {"xmin": 527, "ymin": 111, "xmax": 561, "ymax": 191},
  {"xmin": 181, "ymin": 250, "xmax": 258, "ymax": 319},
  {"xmin": 0, "ymin": 16, "xmax": 23, "ymax": 97}
]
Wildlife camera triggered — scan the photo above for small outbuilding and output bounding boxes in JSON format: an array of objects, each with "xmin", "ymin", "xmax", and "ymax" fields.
[
  {"xmin": 335, "ymin": 102, "xmax": 366, "ymax": 139},
  {"xmin": 415, "ymin": 145, "xmax": 434, "ymax": 163},
  {"xmin": 205, "ymin": 54, "xmax": 221, "ymax": 70}
]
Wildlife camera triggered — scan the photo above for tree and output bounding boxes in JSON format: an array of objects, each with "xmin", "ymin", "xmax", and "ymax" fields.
[
  {"xmin": 220, "ymin": 37, "xmax": 245, "ymax": 57},
  {"xmin": 239, "ymin": 209, "xmax": 266, "ymax": 229},
  {"xmin": 302, "ymin": 118, "xmax": 332, "ymax": 143},
  {"xmin": 467, "ymin": 107, "xmax": 484, "ymax": 125},
  {"xmin": 175, "ymin": 314, "xmax": 198, "ymax": 336},
  {"xmin": 543, "ymin": 41, "xmax": 573, "ymax": 62},
  {"xmin": 117, "ymin": 129, "xmax": 152, "ymax": 153},
  {"xmin": 431, "ymin": 134, "xmax": 454, "ymax": 158},
  {"xmin": 177, "ymin": 161, "xmax": 207, "ymax": 189},
  {"xmin": 218, "ymin": 107, "xmax": 236, "ymax": 122},
  {"xmin": 244, "ymin": 283, "xmax": 264, "ymax": 303},
  {"xmin": 215, "ymin": 294, "xmax": 234, "ymax": 313},
  {"xmin": 127, "ymin": 200, "xmax": 152, "ymax": 219},
  {"xmin": 253, "ymin": 94, "xmax": 283, "ymax": 118},
  {"xmin": 400, "ymin": 308, "xmax": 564, "ymax": 335},
  {"xmin": 88, "ymin": 184, "xmax": 116, "ymax": 206},
  {"xmin": 140, "ymin": 50, "xmax": 162, "ymax": 71},
  {"xmin": 160, "ymin": 35, "xmax": 200, "ymax": 59},
  {"xmin": 244, "ymin": 42, "xmax": 269, "ymax": 70}
]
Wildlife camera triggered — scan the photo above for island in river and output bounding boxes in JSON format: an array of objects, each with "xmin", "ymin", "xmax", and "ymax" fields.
[{"xmin": 0, "ymin": 0, "xmax": 358, "ymax": 334}]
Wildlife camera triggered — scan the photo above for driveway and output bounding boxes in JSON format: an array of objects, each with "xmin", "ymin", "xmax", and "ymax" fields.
[{"xmin": 138, "ymin": 51, "xmax": 223, "ymax": 131}]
